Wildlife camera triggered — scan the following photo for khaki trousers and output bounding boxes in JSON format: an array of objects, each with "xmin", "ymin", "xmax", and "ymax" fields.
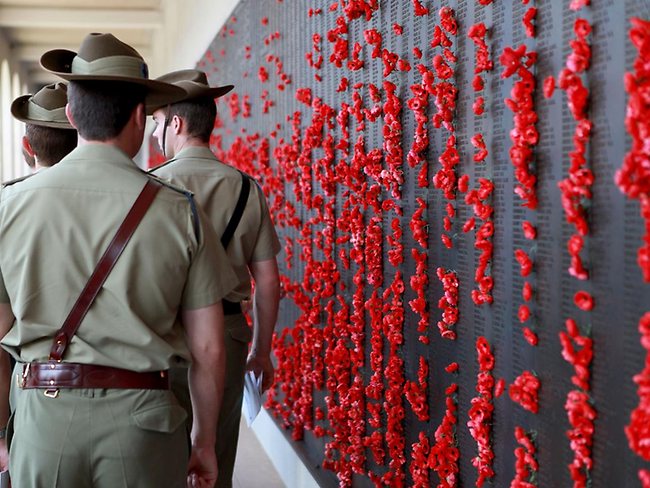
[
  {"xmin": 171, "ymin": 313, "xmax": 251, "ymax": 488},
  {"xmin": 9, "ymin": 386, "xmax": 188, "ymax": 488}
]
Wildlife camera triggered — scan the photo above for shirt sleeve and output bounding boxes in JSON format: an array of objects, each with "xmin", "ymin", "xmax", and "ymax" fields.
[
  {"xmin": 250, "ymin": 184, "xmax": 281, "ymax": 262},
  {"xmin": 181, "ymin": 201, "xmax": 238, "ymax": 310}
]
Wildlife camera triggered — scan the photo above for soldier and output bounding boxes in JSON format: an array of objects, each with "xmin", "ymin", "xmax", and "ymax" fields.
[
  {"xmin": 150, "ymin": 69, "xmax": 281, "ymax": 488},
  {"xmin": 0, "ymin": 33, "xmax": 238, "ymax": 488},
  {"xmin": 11, "ymin": 82, "xmax": 77, "ymax": 172},
  {"xmin": 5, "ymin": 82, "xmax": 78, "ymax": 413}
]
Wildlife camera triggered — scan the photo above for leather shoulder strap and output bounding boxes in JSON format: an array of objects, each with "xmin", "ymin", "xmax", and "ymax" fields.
[
  {"xmin": 220, "ymin": 172, "xmax": 250, "ymax": 249},
  {"xmin": 49, "ymin": 179, "xmax": 163, "ymax": 361}
]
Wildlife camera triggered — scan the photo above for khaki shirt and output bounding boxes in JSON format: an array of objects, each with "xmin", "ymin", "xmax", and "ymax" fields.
[
  {"xmin": 151, "ymin": 146, "xmax": 280, "ymax": 302},
  {"xmin": 0, "ymin": 144, "xmax": 237, "ymax": 371}
]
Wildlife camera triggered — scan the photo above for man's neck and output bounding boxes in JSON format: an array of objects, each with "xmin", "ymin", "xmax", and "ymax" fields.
[
  {"xmin": 176, "ymin": 138, "xmax": 210, "ymax": 153},
  {"xmin": 77, "ymin": 137, "xmax": 133, "ymax": 157}
]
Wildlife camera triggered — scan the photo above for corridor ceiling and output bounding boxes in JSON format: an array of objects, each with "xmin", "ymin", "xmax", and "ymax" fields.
[{"xmin": 0, "ymin": 0, "xmax": 164, "ymax": 92}]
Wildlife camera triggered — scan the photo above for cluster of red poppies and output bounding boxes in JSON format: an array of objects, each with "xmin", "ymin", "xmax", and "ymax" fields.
[
  {"xmin": 406, "ymin": 76, "xmax": 430, "ymax": 187},
  {"xmin": 620, "ymin": 18, "xmax": 650, "ymax": 484},
  {"xmin": 464, "ymin": 178, "xmax": 496, "ymax": 306},
  {"xmin": 427, "ymin": 370, "xmax": 459, "ymax": 487},
  {"xmin": 410, "ymin": 431, "xmax": 432, "ymax": 487},
  {"xmin": 409, "ymin": 198, "xmax": 430, "ymax": 343},
  {"xmin": 553, "ymin": 5, "xmax": 596, "ymax": 484},
  {"xmin": 305, "ymin": 32, "xmax": 323, "ymax": 81},
  {"xmin": 340, "ymin": 0, "xmax": 379, "ymax": 21},
  {"xmin": 499, "ymin": 43, "xmax": 538, "ymax": 210},
  {"xmin": 436, "ymin": 267, "xmax": 459, "ymax": 340},
  {"xmin": 461, "ymin": 22, "xmax": 494, "ymax": 306},
  {"xmin": 511, "ymin": 426, "xmax": 538, "ymax": 488},
  {"xmin": 405, "ymin": 356, "xmax": 430, "ymax": 422},
  {"xmin": 430, "ymin": 7, "xmax": 459, "ymax": 250},
  {"xmin": 382, "ymin": 275, "xmax": 408, "ymax": 484},
  {"xmin": 383, "ymin": 81, "xmax": 404, "ymax": 199},
  {"xmin": 467, "ymin": 337, "xmax": 496, "ymax": 486},
  {"xmin": 616, "ymin": 17, "xmax": 650, "ymax": 282},
  {"xmin": 556, "ymin": 16, "xmax": 593, "ymax": 280},
  {"xmin": 327, "ymin": 15, "xmax": 350, "ymax": 69},
  {"xmin": 626, "ymin": 312, "xmax": 650, "ymax": 464},
  {"xmin": 200, "ymin": 2, "xmax": 650, "ymax": 486},
  {"xmin": 508, "ymin": 370, "xmax": 540, "ymax": 414},
  {"xmin": 559, "ymin": 317, "xmax": 595, "ymax": 487}
]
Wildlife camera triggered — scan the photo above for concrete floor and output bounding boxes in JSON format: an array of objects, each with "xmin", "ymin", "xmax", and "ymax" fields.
[{"xmin": 233, "ymin": 417, "xmax": 285, "ymax": 488}]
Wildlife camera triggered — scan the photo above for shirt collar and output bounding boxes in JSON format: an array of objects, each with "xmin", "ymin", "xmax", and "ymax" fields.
[
  {"xmin": 62, "ymin": 143, "xmax": 139, "ymax": 169},
  {"xmin": 174, "ymin": 146, "xmax": 216, "ymax": 161}
]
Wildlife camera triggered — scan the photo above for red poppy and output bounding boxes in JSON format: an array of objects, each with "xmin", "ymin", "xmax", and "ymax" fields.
[
  {"xmin": 522, "ymin": 7, "xmax": 537, "ymax": 38},
  {"xmin": 570, "ymin": 0, "xmax": 590, "ymax": 11},
  {"xmin": 518, "ymin": 304, "xmax": 531, "ymax": 323},
  {"xmin": 412, "ymin": 0, "xmax": 429, "ymax": 16},
  {"xmin": 523, "ymin": 327, "xmax": 538, "ymax": 346},
  {"xmin": 574, "ymin": 291, "xmax": 594, "ymax": 311}
]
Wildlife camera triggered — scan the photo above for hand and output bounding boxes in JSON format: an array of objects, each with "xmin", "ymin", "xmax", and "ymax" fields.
[
  {"xmin": 187, "ymin": 445, "xmax": 217, "ymax": 488},
  {"xmin": 246, "ymin": 354, "xmax": 275, "ymax": 392}
]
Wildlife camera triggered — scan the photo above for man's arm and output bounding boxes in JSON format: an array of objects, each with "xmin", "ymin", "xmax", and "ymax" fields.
[
  {"xmin": 183, "ymin": 301, "xmax": 226, "ymax": 488},
  {"xmin": 0, "ymin": 303, "xmax": 14, "ymax": 471},
  {"xmin": 247, "ymin": 258, "xmax": 280, "ymax": 392}
]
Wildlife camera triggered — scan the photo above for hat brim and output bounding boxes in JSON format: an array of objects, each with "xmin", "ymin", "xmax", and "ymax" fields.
[
  {"xmin": 146, "ymin": 85, "xmax": 235, "ymax": 115},
  {"xmin": 10, "ymin": 95, "xmax": 74, "ymax": 129},
  {"xmin": 41, "ymin": 49, "xmax": 186, "ymax": 107}
]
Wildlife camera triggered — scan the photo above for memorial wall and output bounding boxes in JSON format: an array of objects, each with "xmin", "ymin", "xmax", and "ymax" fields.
[{"xmin": 150, "ymin": 1, "xmax": 650, "ymax": 486}]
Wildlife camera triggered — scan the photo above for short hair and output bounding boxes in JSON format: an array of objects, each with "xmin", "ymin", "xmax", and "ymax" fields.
[
  {"xmin": 25, "ymin": 124, "xmax": 77, "ymax": 167},
  {"xmin": 167, "ymin": 96, "xmax": 216, "ymax": 143},
  {"xmin": 22, "ymin": 147, "xmax": 35, "ymax": 169},
  {"xmin": 67, "ymin": 80, "xmax": 147, "ymax": 141}
]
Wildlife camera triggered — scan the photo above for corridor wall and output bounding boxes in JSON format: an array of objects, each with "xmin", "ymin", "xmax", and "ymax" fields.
[{"xmin": 151, "ymin": 1, "xmax": 650, "ymax": 486}]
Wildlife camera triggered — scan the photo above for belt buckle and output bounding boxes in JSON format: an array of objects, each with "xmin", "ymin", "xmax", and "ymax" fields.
[{"xmin": 43, "ymin": 389, "xmax": 59, "ymax": 399}]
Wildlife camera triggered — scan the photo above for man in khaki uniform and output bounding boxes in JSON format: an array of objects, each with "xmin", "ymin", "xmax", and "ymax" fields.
[
  {"xmin": 150, "ymin": 69, "xmax": 281, "ymax": 488},
  {"xmin": 0, "ymin": 33, "xmax": 237, "ymax": 488},
  {"xmin": 5, "ymin": 82, "xmax": 77, "ymax": 412},
  {"xmin": 11, "ymin": 82, "xmax": 77, "ymax": 172}
]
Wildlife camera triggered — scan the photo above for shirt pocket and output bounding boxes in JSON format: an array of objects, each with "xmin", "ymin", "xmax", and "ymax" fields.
[
  {"xmin": 225, "ymin": 324, "xmax": 253, "ymax": 388},
  {"xmin": 228, "ymin": 323, "xmax": 253, "ymax": 344},
  {"xmin": 132, "ymin": 403, "xmax": 187, "ymax": 434}
]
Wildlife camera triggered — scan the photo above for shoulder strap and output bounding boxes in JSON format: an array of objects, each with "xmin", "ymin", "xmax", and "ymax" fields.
[
  {"xmin": 49, "ymin": 179, "xmax": 163, "ymax": 361},
  {"xmin": 221, "ymin": 172, "xmax": 250, "ymax": 248}
]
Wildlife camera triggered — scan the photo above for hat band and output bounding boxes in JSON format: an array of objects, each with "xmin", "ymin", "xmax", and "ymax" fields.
[
  {"xmin": 26, "ymin": 102, "xmax": 67, "ymax": 123},
  {"xmin": 71, "ymin": 55, "xmax": 149, "ymax": 79}
]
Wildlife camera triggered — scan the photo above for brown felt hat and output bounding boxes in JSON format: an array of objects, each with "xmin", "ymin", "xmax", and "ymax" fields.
[
  {"xmin": 40, "ymin": 33, "xmax": 185, "ymax": 107},
  {"xmin": 148, "ymin": 69, "xmax": 234, "ymax": 113},
  {"xmin": 11, "ymin": 82, "xmax": 73, "ymax": 129}
]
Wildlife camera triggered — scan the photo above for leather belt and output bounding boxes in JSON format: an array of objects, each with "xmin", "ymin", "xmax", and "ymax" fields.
[
  {"xmin": 20, "ymin": 362, "xmax": 169, "ymax": 391},
  {"xmin": 223, "ymin": 299, "xmax": 242, "ymax": 316}
]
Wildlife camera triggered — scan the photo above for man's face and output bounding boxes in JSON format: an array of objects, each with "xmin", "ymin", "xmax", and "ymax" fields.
[{"xmin": 152, "ymin": 108, "xmax": 171, "ymax": 157}]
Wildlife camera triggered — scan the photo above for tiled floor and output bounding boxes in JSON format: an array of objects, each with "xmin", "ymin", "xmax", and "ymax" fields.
[{"xmin": 233, "ymin": 417, "xmax": 285, "ymax": 488}]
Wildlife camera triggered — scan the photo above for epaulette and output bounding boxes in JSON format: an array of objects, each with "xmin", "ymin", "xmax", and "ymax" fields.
[
  {"xmin": 1, "ymin": 173, "xmax": 34, "ymax": 188},
  {"xmin": 144, "ymin": 172, "xmax": 200, "ymax": 241}
]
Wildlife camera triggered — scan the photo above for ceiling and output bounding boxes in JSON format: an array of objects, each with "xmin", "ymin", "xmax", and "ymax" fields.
[{"xmin": 0, "ymin": 0, "xmax": 165, "ymax": 92}]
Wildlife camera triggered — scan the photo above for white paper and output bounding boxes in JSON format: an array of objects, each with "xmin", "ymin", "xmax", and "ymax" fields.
[{"xmin": 242, "ymin": 370, "xmax": 263, "ymax": 426}]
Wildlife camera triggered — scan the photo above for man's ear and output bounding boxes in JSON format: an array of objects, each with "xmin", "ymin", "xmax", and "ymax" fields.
[
  {"xmin": 172, "ymin": 114, "xmax": 183, "ymax": 135},
  {"xmin": 65, "ymin": 104, "xmax": 77, "ymax": 129},
  {"xmin": 22, "ymin": 135, "xmax": 35, "ymax": 157},
  {"xmin": 134, "ymin": 102, "xmax": 146, "ymax": 131}
]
